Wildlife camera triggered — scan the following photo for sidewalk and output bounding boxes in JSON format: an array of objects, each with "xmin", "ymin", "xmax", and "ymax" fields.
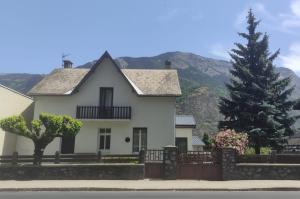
[{"xmin": 0, "ymin": 179, "xmax": 300, "ymax": 191}]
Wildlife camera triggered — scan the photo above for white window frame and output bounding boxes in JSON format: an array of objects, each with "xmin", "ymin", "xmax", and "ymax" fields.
[
  {"xmin": 132, "ymin": 127, "xmax": 147, "ymax": 154},
  {"xmin": 98, "ymin": 128, "xmax": 111, "ymax": 154}
]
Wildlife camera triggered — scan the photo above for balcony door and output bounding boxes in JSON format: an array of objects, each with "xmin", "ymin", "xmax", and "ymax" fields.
[
  {"xmin": 99, "ymin": 87, "xmax": 113, "ymax": 118},
  {"xmin": 132, "ymin": 128, "xmax": 147, "ymax": 153}
]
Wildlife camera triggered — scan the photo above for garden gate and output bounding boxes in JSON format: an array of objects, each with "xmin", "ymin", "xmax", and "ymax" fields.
[
  {"xmin": 176, "ymin": 151, "xmax": 222, "ymax": 180},
  {"xmin": 145, "ymin": 149, "xmax": 222, "ymax": 180}
]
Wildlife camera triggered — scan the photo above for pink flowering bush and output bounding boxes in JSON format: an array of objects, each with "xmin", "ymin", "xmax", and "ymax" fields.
[{"xmin": 214, "ymin": 129, "xmax": 248, "ymax": 154}]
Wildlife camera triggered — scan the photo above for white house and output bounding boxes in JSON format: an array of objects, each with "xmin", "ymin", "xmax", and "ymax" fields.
[
  {"xmin": 15, "ymin": 51, "xmax": 187, "ymax": 155},
  {"xmin": 0, "ymin": 84, "xmax": 33, "ymax": 155}
]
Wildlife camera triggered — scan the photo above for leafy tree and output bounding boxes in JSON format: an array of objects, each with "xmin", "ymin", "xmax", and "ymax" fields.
[
  {"xmin": 0, "ymin": 113, "xmax": 82, "ymax": 165},
  {"xmin": 219, "ymin": 10, "xmax": 297, "ymax": 154}
]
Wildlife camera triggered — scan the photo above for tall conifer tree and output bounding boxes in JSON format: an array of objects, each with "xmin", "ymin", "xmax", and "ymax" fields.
[{"xmin": 219, "ymin": 10, "xmax": 296, "ymax": 154}]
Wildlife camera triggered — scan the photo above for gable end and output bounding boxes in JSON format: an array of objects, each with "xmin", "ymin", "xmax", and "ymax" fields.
[{"xmin": 72, "ymin": 51, "xmax": 138, "ymax": 95}]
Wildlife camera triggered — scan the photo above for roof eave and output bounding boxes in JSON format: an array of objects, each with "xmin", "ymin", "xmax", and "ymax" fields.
[
  {"xmin": 0, "ymin": 84, "xmax": 33, "ymax": 100},
  {"xmin": 175, "ymin": 125, "xmax": 196, "ymax": 129},
  {"xmin": 138, "ymin": 93, "xmax": 182, "ymax": 97},
  {"xmin": 28, "ymin": 93, "xmax": 72, "ymax": 96}
]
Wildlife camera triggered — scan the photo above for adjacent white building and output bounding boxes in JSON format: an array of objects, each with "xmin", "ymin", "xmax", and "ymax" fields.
[
  {"xmin": 175, "ymin": 115, "xmax": 197, "ymax": 152},
  {"xmin": 0, "ymin": 84, "xmax": 33, "ymax": 155}
]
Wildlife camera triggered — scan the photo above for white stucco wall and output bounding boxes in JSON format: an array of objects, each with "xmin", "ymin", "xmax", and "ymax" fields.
[
  {"xmin": 0, "ymin": 85, "xmax": 33, "ymax": 155},
  {"xmin": 16, "ymin": 57, "xmax": 176, "ymax": 155},
  {"xmin": 175, "ymin": 128, "xmax": 193, "ymax": 151}
]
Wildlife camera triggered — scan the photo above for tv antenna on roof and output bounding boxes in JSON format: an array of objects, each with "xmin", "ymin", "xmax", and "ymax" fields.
[{"xmin": 62, "ymin": 53, "xmax": 70, "ymax": 66}]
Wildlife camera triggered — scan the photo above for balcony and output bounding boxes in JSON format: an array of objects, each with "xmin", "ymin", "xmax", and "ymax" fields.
[{"xmin": 76, "ymin": 106, "xmax": 131, "ymax": 120}]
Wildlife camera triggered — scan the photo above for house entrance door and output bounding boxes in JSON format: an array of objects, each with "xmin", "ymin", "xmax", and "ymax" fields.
[
  {"xmin": 176, "ymin": 137, "xmax": 188, "ymax": 153},
  {"xmin": 61, "ymin": 135, "xmax": 75, "ymax": 154}
]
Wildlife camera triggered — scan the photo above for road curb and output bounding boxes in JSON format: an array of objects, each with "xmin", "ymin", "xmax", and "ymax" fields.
[{"xmin": 0, "ymin": 187, "xmax": 300, "ymax": 192}]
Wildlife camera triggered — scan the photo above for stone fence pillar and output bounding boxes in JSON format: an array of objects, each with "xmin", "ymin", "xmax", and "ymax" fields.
[
  {"xmin": 97, "ymin": 151, "xmax": 102, "ymax": 163},
  {"xmin": 270, "ymin": 150, "xmax": 277, "ymax": 163},
  {"xmin": 139, "ymin": 149, "xmax": 145, "ymax": 163},
  {"xmin": 54, "ymin": 151, "xmax": 60, "ymax": 164},
  {"xmin": 11, "ymin": 151, "xmax": 18, "ymax": 165},
  {"xmin": 163, "ymin": 145, "xmax": 177, "ymax": 180},
  {"xmin": 221, "ymin": 148, "xmax": 237, "ymax": 180}
]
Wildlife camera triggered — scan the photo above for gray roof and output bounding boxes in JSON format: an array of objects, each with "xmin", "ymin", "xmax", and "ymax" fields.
[
  {"xmin": 175, "ymin": 115, "xmax": 196, "ymax": 128},
  {"xmin": 192, "ymin": 136, "xmax": 205, "ymax": 146},
  {"xmin": 28, "ymin": 68, "xmax": 89, "ymax": 95},
  {"xmin": 122, "ymin": 69, "xmax": 181, "ymax": 96},
  {"xmin": 28, "ymin": 52, "xmax": 181, "ymax": 97}
]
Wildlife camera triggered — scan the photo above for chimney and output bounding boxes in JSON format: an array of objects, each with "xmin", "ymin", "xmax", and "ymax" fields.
[
  {"xmin": 165, "ymin": 60, "xmax": 171, "ymax": 69},
  {"xmin": 63, "ymin": 60, "xmax": 73, "ymax": 68}
]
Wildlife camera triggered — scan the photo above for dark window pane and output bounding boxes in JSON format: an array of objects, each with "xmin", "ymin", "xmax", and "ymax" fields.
[
  {"xmin": 99, "ymin": 135, "xmax": 105, "ymax": 149},
  {"xmin": 141, "ymin": 130, "xmax": 147, "ymax": 150},
  {"xmin": 106, "ymin": 128, "xmax": 111, "ymax": 133},
  {"xmin": 100, "ymin": 128, "xmax": 105, "ymax": 134},
  {"xmin": 105, "ymin": 135, "xmax": 111, "ymax": 149},
  {"xmin": 133, "ymin": 130, "xmax": 139, "ymax": 153},
  {"xmin": 105, "ymin": 89, "xmax": 113, "ymax": 107}
]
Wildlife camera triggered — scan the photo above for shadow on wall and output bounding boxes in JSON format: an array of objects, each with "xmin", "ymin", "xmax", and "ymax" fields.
[
  {"xmin": 21, "ymin": 102, "xmax": 34, "ymax": 126},
  {"xmin": 1, "ymin": 102, "xmax": 34, "ymax": 155}
]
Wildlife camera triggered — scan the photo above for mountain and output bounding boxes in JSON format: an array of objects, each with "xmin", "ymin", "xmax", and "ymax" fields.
[
  {"xmin": 0, "ymin": 73, "xmax": 44, "ymax": 94},
  {"xmin": 1, "ymin": 51, "xmax": 300, "ymax": 136}
]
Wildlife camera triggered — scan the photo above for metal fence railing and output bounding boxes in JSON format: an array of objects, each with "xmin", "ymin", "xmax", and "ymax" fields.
[{"xmin": 145, "ymin": 149, "xmax": 164, "ymax": 163}]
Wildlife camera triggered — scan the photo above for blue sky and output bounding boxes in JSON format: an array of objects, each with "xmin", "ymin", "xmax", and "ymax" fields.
[{"xmin": 0, "ymin": 0, "xmax": 300, "ymax": 74}]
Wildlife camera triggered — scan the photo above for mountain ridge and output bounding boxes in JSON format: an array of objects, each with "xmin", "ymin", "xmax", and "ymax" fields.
[{"xmin": 1, "ymin": 51, "xmax": 299, "ymax": 136}]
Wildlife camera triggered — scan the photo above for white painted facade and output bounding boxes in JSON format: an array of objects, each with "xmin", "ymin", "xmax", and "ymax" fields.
[
  {"xmin": 16, "ymin": 57, "xmax": 176, "ymax": 155},
  {"xmin": 0, "ymin": 85, "xmax": 33, "ymax": 155}
]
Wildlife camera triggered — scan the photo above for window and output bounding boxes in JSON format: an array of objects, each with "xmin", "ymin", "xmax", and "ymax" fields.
[
  {"xmin": 133, "ymin": 128, "xmax": 147, "ymax": 153},
  {"xmin": 99, "ymin": 128, "xmax": 111, "ymax": 151}
]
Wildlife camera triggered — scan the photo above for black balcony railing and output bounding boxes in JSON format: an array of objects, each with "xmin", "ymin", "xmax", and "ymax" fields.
[{"xmin": 76, "ymin": 106, "xmax": 131, "ymax": 119}]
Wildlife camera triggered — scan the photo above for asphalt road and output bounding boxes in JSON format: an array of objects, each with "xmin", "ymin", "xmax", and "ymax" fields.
[{"xmin": 0, "ymin": 191, "xmax": 299, "ymax": 199}]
